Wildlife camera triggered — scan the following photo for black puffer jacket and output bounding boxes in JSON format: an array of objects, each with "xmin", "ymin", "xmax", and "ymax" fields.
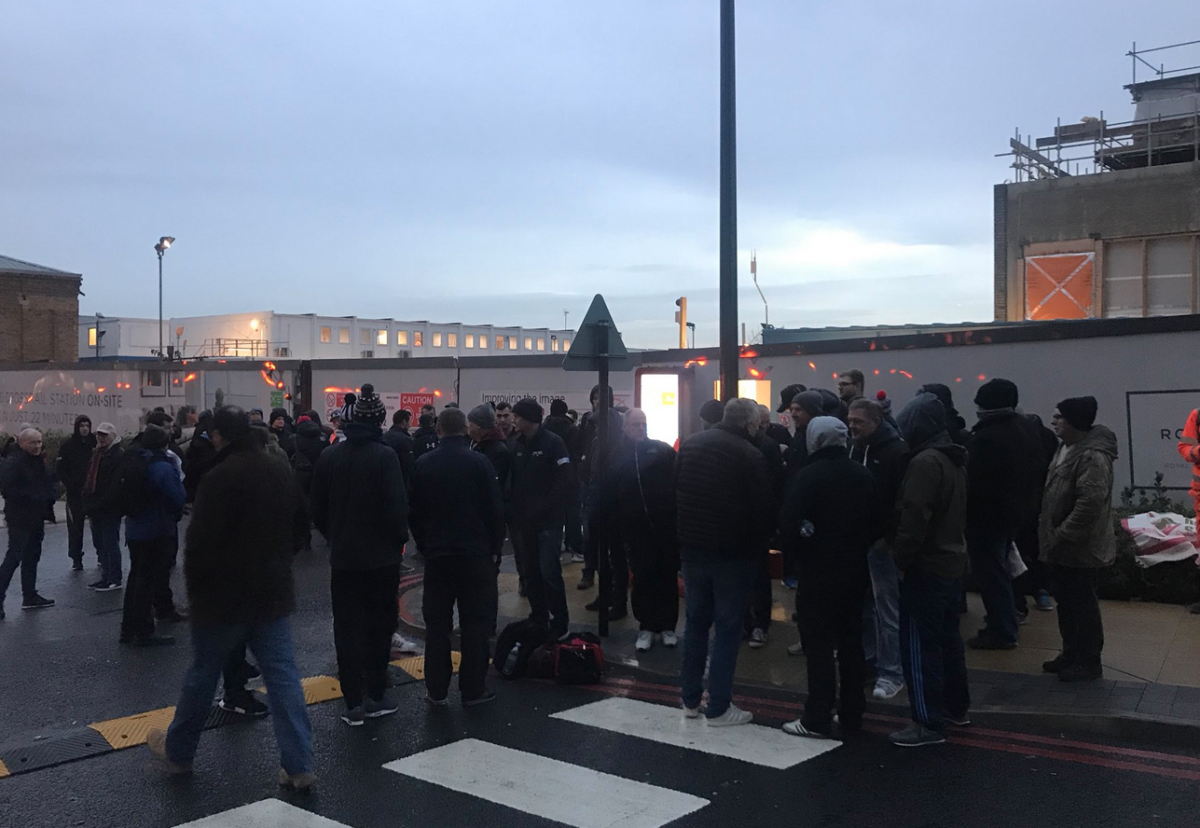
[
  {"xmin": 184, "ymin": 436, "xmax": 306, "ymax": 625},
  {"xmin": 310, "ymin": 422, "xmax": 409, "ymax": 570},
  {"xmin": 56, "ymin": 416, "xmax": 95, "ymax": 494},
  {"xmin": 675, "ymin": 423, "xmax": 771, "ymax": 561},
  {"xmin": 294, "ymin": 420, "xmax": 329, "ymax": 467},
  {"xmin": 780, "ymin": 442, "xmax": 876, "ymax": 576},
  {"xmin": 849, "ymin": 420, "xmax": 908, "ymax": 544},
  {"xmin": 0, "ymin": 450, "xmax": 58, "ymax": 525},
  {"xmin": 968, "ymin": 410, "xmax": 1052, "ymax": 534}
]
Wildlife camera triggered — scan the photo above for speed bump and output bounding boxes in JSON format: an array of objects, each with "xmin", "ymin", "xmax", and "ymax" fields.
[
  {"xmin": 300, "ymin": 675, "xmax": 343, "ymax": 704},
  {"xmin": 0, "ymin": 727, "xmax": 112, "ymax": 775},
  {"xmin": 392, "ymin": 652, "xmax": 460, "ymax": 681},
  {"xmin": 0, "ymin": 759, "xmax": 9, "ymax": 778},
  {"xmin": 89, "ymin": 706, "xmax": 176, "ymax": 750}
]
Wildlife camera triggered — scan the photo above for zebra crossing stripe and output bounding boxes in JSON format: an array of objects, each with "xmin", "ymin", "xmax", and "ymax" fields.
[
  {"xmin": 551, "ymin": 697, "xmax": 840, "ymax": 769},
  {"xmin": 172, "ymin": 798, "xmax": 352, "ymax": 828},
  {"xmin": 384, "ymin": 738, "xmax": 708, "ymax": 828}
]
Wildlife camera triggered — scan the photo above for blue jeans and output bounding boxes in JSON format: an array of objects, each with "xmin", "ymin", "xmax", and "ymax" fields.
[
  {"xmin": 166, "ymin": 616, "xmax": 312, "ymax": 774},
  {"xmin": 520, "ymin": 525, "xmax": 569, "ymax": 634},
  {"xmin": 966, "ymin": 526, "xmax": 1018, "ymax": 644},
  {"xmin": 867, "ymin": 544, "xmax": 903, "ymax": 686},
  {"xmin": 899, "ymin": 568, "xmax": 970, "ymax": 731},
  {"xmin": 680, "ymin": 556, "xmax": 754, "ymax": 718},
  {"xmin": 95, "ymin": 516, "xmax": 122, "ymax": 585}
]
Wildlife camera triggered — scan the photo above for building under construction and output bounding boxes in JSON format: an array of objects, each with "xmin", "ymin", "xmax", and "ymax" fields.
[{"xmin": 995, "ymin": 40, "xmax": 1200, "ymax": 322}]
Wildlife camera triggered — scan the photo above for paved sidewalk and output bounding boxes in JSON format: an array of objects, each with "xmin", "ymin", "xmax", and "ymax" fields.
[{"xmin": 398, "ymin": 554, "xmax": 1200, "ymax": 732}]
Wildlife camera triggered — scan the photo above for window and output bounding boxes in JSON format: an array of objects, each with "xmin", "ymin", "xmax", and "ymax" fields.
[
  {"xmin": 563, "ymin": 338, "xmax": 571, "ymax": 351},
  {"xmin": 447, "ymin": 333, "xmax": 457, "ymax": 348},
  {"xmin": 396, "ymin": 330, "xmax": 408, "ymax": 346},
  {"xmin": 524, "ymin": 337, "xmax": 533, "ymax": 350},
  {"xmin": 1103, "ymin": 242, "xmax": 1142, "ymax": 318},
  {"xmin": 320, "ymin": 326, "xmax": 332, "ymax": 344},
  {"xmin": 413, "ymin": 331, "xmax": 423, "ymax": 347},
  {"xmin": 551, "ymin": 336, "xmax": 558, "ymax": 352},
  {"xmin": 536, "ymin": 337, "xmax": 545, "ymax": 351},
  {"xmin": 360, "ymin": 328, "xmax": 372, "ymax": 346},
  {"xmin": 510, "ymin": 336, "xmax": 518, "ymax": 350},
  {"xmin": 338, "ymin": 327, "xmax": 350, "ymax": 344},
  {"xmin": 496, "ymin": 336, "xmax": 505, "ymax": 350},
  {"xmin": 1148, "ymin": 237, "xmax": 1193, "ymax": 316},
  {"xmin": 465, "ymin": 334, "xmax": 474, "ymax": 349},
  {"xmin": 432, "ymin": 332, "xmax": 443, "ymax": 347},
  {"xmin": 478, "ymin": 334, "xmax": 487, "ymax": 350},
  {"xmin": 377, "ymin": 329, "xmax": 388, "ymax": 346},
  {"xmin": 88, "ymin": 327, "xmax": 97, "ymax": 347}
]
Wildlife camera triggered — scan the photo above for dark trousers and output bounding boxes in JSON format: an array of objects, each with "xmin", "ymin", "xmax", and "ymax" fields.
[
  {"xmin": 93, "ymin": 516, "xmax": 123, "ymax": 585},
  {"xmin": 744, "ymin": 554, "xmax": 773, "ymax": 634},
  {"xmin": 899, "ymin": 568, "xmax": 970, "ymax": 731},
  {"xmin": 153, "ymin": 537, "xmax": 179, "ymax": 616},
  {"xmin": 966, "ymin": 526, "xmax": 1018, "ymax": 643},
  {"xmin": 796, "ymin": 567, "xmax": 868, "ymax": 732},
  {"xmin": 121, "ymin": 537, "xmax": 173, "ymax": 639},
  {"xmin": 583, "ymin": 499, "xmax": 628, "ymax": 607},
  {"xmin": 0, "ymin": 520, "xmax": 44, "ymax": 600},
  {"xmin": 423, "ymin": 555, "xmax": 499, "ymax": 701},
  {"xmin": 1013, "ymin": 520, "xmax": 1047, "ymax": 612},
  {"xmin": 564, "ymin": 484, "xmax": 584, "ymax": 554},
  {"xmin": 519, "ymin": 526, "xmax": 569, "ymax": 634},
  {"xmin": 223, "ymin": 643, "xmax": 252, "ymax": 697},
  {"xmin": 627, "ymin": 532, "xmax": 679, "ymax": 633},
  {"xmin": 66, "ymin": 490, "xmax": 88, "ymax": 561},
  {"xmin": 1051, "ymin": 564, "xmax": 1103, "ymax": 670},
  {"xmin": 331, "ymin": 564, "xmax": 401, "ymax": 709}
]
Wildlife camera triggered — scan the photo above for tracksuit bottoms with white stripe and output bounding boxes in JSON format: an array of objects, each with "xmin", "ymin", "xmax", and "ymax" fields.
[{"xmin": 899, "ymin": 567, "xmax": 970, "ymax": 731}]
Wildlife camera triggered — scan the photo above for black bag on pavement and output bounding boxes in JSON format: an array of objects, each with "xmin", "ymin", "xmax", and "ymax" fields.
[{"xmin": 493, "ymin": 619, "xmax": 552, "ymax": 680}]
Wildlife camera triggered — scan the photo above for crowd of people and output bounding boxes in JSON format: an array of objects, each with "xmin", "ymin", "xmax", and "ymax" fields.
[{"xmin": 0, "ymin": 367, "xmax": 1130, "ymax": 786}]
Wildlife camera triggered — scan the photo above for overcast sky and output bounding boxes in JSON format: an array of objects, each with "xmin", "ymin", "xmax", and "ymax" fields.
[{"xmin": 3, "ymin": 2, "xmax": 1195, "ymax": 348}]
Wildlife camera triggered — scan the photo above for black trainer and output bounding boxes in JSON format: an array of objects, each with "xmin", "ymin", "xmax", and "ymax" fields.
[
  {"xmin": 365, "ymin": 693, "xmax": 400, "ymax": 718},
  {"xmin": 340, "ymin": 707, "xmax": 365, "ymax": 727},
  {"xmin": 133, "ymin": 634, "xmax": 175, "ymax": 647},
  {"xmin": 21, "ymin": 594, "xmax": 55, "ymax": 610},
  {"xmin": 220, "ymin": 693, "xmax": 269, "ymax": 717}
]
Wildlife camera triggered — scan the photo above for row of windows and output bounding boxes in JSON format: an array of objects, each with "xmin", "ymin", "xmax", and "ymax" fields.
[{"xmin": 317, "ymin": 326, "xmax": 570, "ymax": 352}]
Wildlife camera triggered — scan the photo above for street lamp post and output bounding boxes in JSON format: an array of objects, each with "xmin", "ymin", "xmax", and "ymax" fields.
[
  {"xmin": 718, "ymin": 0, "xmax": 738, "ymax": 401},
  {"xmin": 154, "ymin": 236, "xmax": 175, "ymax": 359}
]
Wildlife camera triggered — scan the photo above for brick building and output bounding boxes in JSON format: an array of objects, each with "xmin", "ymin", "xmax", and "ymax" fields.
[{"xmin": 0, "ymin": 254, "xmax": 83, "ymax": 362}]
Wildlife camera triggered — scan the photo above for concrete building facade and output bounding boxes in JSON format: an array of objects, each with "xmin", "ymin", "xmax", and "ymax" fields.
[{"xmin": 0, "ymin": 255, "xmax": 82, "ymax": 363}]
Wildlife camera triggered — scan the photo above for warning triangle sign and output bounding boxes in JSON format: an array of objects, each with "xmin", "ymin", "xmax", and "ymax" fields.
[{"xmin": 562, "ymin": 294, "xmax": 633, "ymax": 372}]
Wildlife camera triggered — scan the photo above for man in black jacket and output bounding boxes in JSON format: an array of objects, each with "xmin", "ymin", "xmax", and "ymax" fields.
[
  {"xmin": 676, "ymin": 398, "xmax": 771, "ymax": 726},
  {"xmin": 468, "ymin": 404, "xmax": 512, "ymax": 491},
  {"xmin": 410, "ymin": 408, "xmax": 505, "ymax": 706},
  {"xmin": 779, "ymin": 416, "xmax": 876, "ymax": 738},
  {"xmin": 745, "ymin": 405, "xmax": 785, "ymax": 648},
  {"xmin": 0, "ymin": 428, "xmax": 59, "ymax": 616},
  {"xmin": 578, "ymin": 386, "xmax": 625, "ymax": 601},
  {"xmin": 510, "ymin": 397, "xmax": 573, "ymax": 636},
  {"xmin": 56, "ymin": 414, "xmax": 95, "ymax": 570},
  {"xmin": 382, "ymin": 408, "xmax": 416, "ymax": 487},
  {"xmin": 602, "ymin": 409, "xmax": 678, "ymax": 652},
  {"xmin": 412, "ymin": 413, "xmax": 439, "ymax": 460},
  {"xmin": 83, "ymin": 422, "xmax": 125, "ymax": 591},
  {"xmin": 310, "ymin": 387, "xmax": 409, "ymax": 726},
  {"xmin": 848, "ymin": 398, "xmax": 909, "ymax": 700},
  {"xmin": 966, "ymin": 379, "xmax": 1050, "ymax": 650},
  {"xmin": 544, "ymin": 398, "xmax": 583, "ymax": 561},
  {"xmin": 148, "ymin": 406, "xmax": 314, "ymax": 789}
]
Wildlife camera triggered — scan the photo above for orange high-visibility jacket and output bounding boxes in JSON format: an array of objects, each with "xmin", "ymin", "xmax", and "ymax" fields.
[{"xmin": 1177, "ymin": 409, "xmax": 1200, "ymax": 497}]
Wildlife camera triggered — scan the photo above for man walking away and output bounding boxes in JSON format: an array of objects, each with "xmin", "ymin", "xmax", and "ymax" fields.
[
  {"xmin": 410, "ymin": 408, "xmax": 505, "ymax": 706},
  {"xmin": 779, "ymin": 417, "xmax": 876, "ymax": 738},
  {"xmin": 84, "ymin": 422, "xmax": 126, "ymax": 591},
  {"xmin": 889, "ymin": 392, "xmax": 970, "ymax": 747},
  {"xmin": 676, "ymin": 398, "xmax": 771, "ymax": 726},
  {"xmin": 0, "ymin": 428, "xmax": 58, "ymax": 616},
  {"xmin": 382, "ymin": 408, "xmax": 416, "ymax": 487},
  {"xmin": 412, "ymin": 413, "xmax": 440, "ymax": 460},
  {"xmin": 120, "ymin": 424, "xmax": 186, "ymax": 646},
  {"xmin": 847, "ymin": 398, "xmax": 908, "ymax": 700},
  {"xmin": 1040, "ymin": 397, "xmax": 1117, "ymax": 683},
  {"xmin": 148, "ymin": 407, "xmax": 314, "ymax": 790},
  {"xmin": 604, "ymin": 409, "xmax": 679, "ymax": 652},
  {"xmin": 57, "ymin": 415, "xmax": 95, "ymax": 571},
  {"xmin": 310, "ymin": 386, "xmax": 409, "ymax": 726},
  {"xmin": 510, "ymin": 397, "xmax": 573, "ymax": 636},
  {"xmin": 966, "ymin": 379, "xmax": 1047, "ymax": 651}
]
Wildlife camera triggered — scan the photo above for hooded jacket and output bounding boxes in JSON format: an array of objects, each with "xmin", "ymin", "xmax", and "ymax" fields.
[
  {"xmin": 849, "ymin": 419, "xmax": 908, "ymax": 545},
  {"xmin": 310, "ymin": 422, "xmax": 409, "ymax": 570},
  {"xmin": 1039, "ymin": 425, "xmax": 1118, "ymax": 569},
  {"xmin": 56, "ymin": 416, "xmax": 96, "ymax": 494},
  {"xmin": 0, "ymin": 448, "xmax": 58, "ymax": 526},
  {"xmin": 295, "ymin": 419, "xmax": 329, "ymax": 467},
  {"xmin": 967, "ymin": 409, "xmax": 1052, "ymax": 535},
  {"xmin": 892, "ymin": 394, "xmax": 969, "ymax": 579},
  {"xmin": 918, "ymin": 383, "xmax": 971, "ymax": 447},
  {"xmin": 780, "ymin": 418, "xmax": 876, "ymax": 576}
]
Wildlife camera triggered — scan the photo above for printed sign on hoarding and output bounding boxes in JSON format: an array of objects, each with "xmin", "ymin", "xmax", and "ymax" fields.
[{"xmin": 1126, "ymin": 389, "xmax": 1200, "ymax": 491}]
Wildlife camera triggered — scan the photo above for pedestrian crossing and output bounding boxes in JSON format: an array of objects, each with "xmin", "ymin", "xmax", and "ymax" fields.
[{"xmin": 171, "ymin": 695, "xmax": 840, "ymax": 828}]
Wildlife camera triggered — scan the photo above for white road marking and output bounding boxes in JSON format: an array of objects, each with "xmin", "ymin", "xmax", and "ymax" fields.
[
  {"xmin": 173, "ymin": 798, "xmax": 351, "ymax": 828},
  {"xmin": 551, "ymin": 697, "xmax": 840, "ymax": 769},
  {"xmin": 385, "ymin": 738, "xmax": 708, "ymax": 828}
]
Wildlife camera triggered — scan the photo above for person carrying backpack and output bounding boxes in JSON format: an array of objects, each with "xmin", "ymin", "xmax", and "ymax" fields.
[{"xmin": 120, "ymin": 424, "xmax": 186, "ymax": 646}]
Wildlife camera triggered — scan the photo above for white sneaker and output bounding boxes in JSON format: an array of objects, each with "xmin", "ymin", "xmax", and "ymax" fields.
[
  {"xmin": 706, "ymin": 704, "xmax": 752, "ymax": 727},
  {"xmin": 682, "ymin": 702, "xmax": 701, "ymax": 719},
  {"xmin": 787, "ymin": 641, "xmax": 804, "ymax": 656},
  {"xmin": 660, "ymin": 631, "xmax": 678, "ymax": 647},
  {"xmin": 748, "ymin": 628, "xmax": 768, "ymax": 649},
  {"xmin": 391, "ymin": 633, "xmax": 423, "ymax": 656},
  {"xmin": 635, "ymin": 631, "xmax": 654, "ymax": 652},
  {"xmin": 873, "ymin": 680, "xmax": 904, "ymax": 700}
]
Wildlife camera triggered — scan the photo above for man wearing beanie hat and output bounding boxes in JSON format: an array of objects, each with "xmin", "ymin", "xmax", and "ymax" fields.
[
  {"xmin": 699, "ymin": 399, "xmax": 725, "ymax": 430},
  {"xmin": 543, "ymin": 398, "xmax": 583, "ymax": 563},
  {"xmin": 1039, "ymin": 397, "xmax": 1117, "ymax": 683},
  {"xmin": 965, "ymin": 379, "xmax": 1053, "ymax": 651},
  {"xmin": 785, "ymin": 391, "xmax": 823, "ymax": 476},
  {"xmin": 309, "ymin": 384, "xmax": 410, "ymax": 725},
  {"xmin": 510, "ymin": 397, "xmax": 573, "ymax": 635}
]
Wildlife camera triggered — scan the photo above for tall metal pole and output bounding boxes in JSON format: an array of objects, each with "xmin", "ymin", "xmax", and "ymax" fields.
[
  {"xmin": 157, "ymin": 249, "xmax": 164, "ymax": 359},
  {"xmin": 596, "ymin": 320, "xmax": 610, "ymax": 638},
  {"xmin": 718, "ymin": 0, "xmax": 739, "ymax": 401}
]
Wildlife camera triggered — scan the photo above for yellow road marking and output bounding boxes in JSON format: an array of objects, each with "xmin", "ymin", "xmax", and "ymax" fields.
[
  {"xmin": 0, "ymin": 759, "xmax": 9, "ymax": 778},
  {"xmin": 391, "ymin": 652, "xmax": 460, "ymax": 681}
]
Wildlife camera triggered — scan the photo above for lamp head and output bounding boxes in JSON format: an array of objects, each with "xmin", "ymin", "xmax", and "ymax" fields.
[{"xmin": 155, "ymin": 236, "xmax": 175, "ymax": 253}]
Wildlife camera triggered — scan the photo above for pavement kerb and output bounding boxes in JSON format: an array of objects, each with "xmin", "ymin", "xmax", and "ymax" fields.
[{"xmin": 0, "ymin": 654, "xmax": 455, "ymax": 781}]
